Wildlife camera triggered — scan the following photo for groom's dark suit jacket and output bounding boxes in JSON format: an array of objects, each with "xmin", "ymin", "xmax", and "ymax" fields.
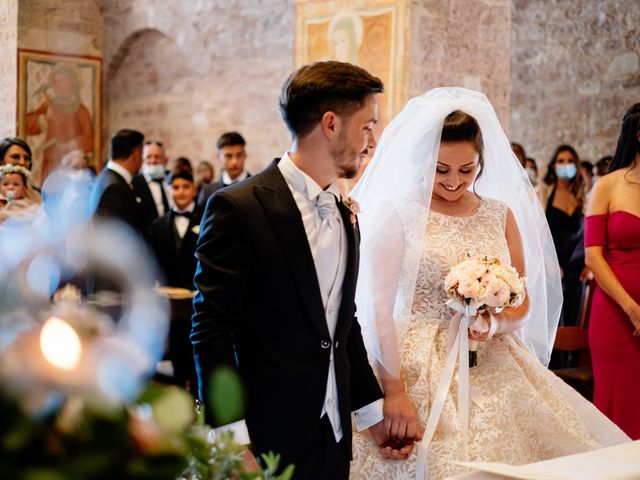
[{"xmin": 191, "ymin": 160, "xmax": 382, "ymax": 469}]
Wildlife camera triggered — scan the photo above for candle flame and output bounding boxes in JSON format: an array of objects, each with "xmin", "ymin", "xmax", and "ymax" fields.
[{"xmin": 40, "ymin": 317, "xmax": 81, "ymax": 370}]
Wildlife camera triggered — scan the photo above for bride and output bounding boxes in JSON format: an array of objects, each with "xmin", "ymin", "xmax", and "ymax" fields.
[{"xmin": 350, "ymin": 88, "xmax": 629, "ymax": 479}]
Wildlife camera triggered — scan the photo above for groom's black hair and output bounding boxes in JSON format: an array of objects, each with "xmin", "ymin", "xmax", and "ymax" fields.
[{"xmin": 279, "ymin": 61, "xmax": 384, "ymax": 139}]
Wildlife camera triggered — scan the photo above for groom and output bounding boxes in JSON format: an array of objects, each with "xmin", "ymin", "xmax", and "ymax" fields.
[{"xmin": 191, "ymin": 61, "xmax": 404, "ymax": 478}]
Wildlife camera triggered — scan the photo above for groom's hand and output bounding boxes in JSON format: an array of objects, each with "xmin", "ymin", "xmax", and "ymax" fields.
[
  {"xmin": 369, "ymin": 420, "xmax": 415, "ymax": 460},
  {"xmin": 383, "ymin": 391, "xmax": 423, "ymax": 442}
]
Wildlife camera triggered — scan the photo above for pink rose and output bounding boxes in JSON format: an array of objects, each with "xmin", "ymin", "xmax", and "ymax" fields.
[
  {"xmin": 483, "ymin": 277, "xmax": 510, "ymax": 308},
  {"xmin": 457, "ymin": 278, "xmax": 481, "ymax": 299}
]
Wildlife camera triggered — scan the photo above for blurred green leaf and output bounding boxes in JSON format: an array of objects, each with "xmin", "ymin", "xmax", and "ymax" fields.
[{"xmin": 209, "ymin": 368, "xmax": 244, "ymax": 425}]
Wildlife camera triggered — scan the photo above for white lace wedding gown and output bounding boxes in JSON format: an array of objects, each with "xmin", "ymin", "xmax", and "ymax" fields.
[{"xmin": 351, "ymin": 197, "xmax": 628, "ymax": 480}]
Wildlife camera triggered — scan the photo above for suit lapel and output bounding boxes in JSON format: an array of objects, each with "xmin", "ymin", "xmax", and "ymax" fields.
[
  {"xmin": 336, "ymin": 200, "xmax": 359, "ymax": 334},
  {"xmin": 180, "ymin": 212, "xmax": 200, "ymax": 253},
  {"xmin": 253, "ymin": 162, "xmax": 329, "ymax": 338},
  {"xmin": 162, "ymin": 212, "xmax": 180, "ymax": 252}
]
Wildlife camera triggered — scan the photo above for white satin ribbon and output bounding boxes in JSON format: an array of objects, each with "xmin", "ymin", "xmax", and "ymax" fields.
[{"xmin": 415, "ymin": 301, "xmax": 490, "ymax": 479}]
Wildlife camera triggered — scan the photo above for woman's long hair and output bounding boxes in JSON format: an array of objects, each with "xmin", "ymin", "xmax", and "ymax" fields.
[
  {"xmin": 543, "ymin": 144, "xmax": 585, "ymax": 212},
  {"xmin": 608, "ymin": 103, "xmax": 640, "ymax": 174}
]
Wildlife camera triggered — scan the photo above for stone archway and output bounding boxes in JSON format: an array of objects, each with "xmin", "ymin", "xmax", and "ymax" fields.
[{"xmin": 104, "ymin": 28, "xmax": 192, "ymax": 157}]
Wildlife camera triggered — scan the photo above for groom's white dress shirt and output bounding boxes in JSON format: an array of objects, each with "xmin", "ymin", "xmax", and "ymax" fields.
[{"xmin": 216, "ymin": 153, "xmax": 383, "ymax": 445}]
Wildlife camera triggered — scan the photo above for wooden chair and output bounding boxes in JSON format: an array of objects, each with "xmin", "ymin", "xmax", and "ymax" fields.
[{"xmin": 551, "ymin": 279, "xmax": 595, "ymax": 401}]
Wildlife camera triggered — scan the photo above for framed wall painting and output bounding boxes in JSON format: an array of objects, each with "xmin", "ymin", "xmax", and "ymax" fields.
[
  {"xmin": 17, "ymin": 48, "xmax": 102, "ymax": 186},
  {"xmin": 295, "ymin": 0, "xmax": 409, "ymax": 126}
]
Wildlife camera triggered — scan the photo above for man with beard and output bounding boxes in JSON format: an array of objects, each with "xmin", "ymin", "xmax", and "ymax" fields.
[
  {"xmin": 132, "ymin": 140, "xmax": 172, "ymax": 229},
  {"xmin": 191, "ymin": 61, "xmax": 410, "ymax": 479}
]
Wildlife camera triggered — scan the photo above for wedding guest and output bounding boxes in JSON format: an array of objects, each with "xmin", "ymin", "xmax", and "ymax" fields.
[
  {"xmin": 0, "ymin": 137, "xmax": 32, "ymax": 170},
  {"xmin": 349, "ymin": 88, "xmax": 629, "ymax": 480},
  {"xmin": 510, "ymin": 142, "xmax": 527, "ymax": 168},
  {"xmin": 0, "ymin": 137, "xmax": 41, "ymax": 201},
  {"xmin": 195, "ymin": 160, "xmax": 214, "ymax": 201},
  {"xmin": 0, "ymin": 164, "xmax": 39, "ymax": 223},
  {"xmin": 173, "ymin": 156, "xmax": 193, "ymax": 174},
  {"xmin": 149, "ymin": 169, "xmax": 201, "ymax": 290},
  {"xmin": 191, "ymin": 61, "xmax": 401, "ymax": 479},
  {"xmin": 90, "ymin": 129, "xmax": 145, "ymax": 234},
  {"xmin": 581, "ymin": 160, "xmax": 595, "ymax": 194},
  {"xmin": 593, "ymin": 155, "xmax": 612, "ymax": 184},
  {"xmin": 585, "ymin": 103, "xmax": 640, "ymax": 439},
  {"xmin": 132, "ymin": 140, "xmax": 172, "ymax": 228},
  {"xmin": 197, "ymin": 132, "xmax": 251, "ymax": 205},
  {"xmin": 149, "ymin": 168, "xmax": 201, "ymax": 390},
  {"xmin": 538, "ymin": 145, "xmax": 587, "ymax": 328}
]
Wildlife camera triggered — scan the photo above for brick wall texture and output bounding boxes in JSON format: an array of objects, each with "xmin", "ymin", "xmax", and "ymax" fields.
[
  {"xmin": 0, "ymin": 0, "xmax": 18, "ymax": 137},
  {"xmin": 9, "ymin": 0, "xmax": 640, "ymax": 173},
  {"xmin": 510, "ymin": 0, "xmax": 640, "ymax": 166}
]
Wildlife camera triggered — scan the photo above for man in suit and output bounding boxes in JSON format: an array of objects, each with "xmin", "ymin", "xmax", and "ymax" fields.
[
  {"xmin": 191, "ymin": 61, "xmax": 411, "ymax": 479},
  {"xmin": 132, "ymin": 140, "xmax": 172, "ymax": 229},
  {"xmin": 90, "ymin": 129, "xmax": 144, "ymax": 234},
  {"xmin": 149, "ymin": 168, "xmax": 201, "ymax": 290},
  {"xmin": 149, "ymin": 168, "xmax": 201, "ymax": 390},
  {"xmin": 197, "ymin": 132, "xmax": 250, "ymax": 206}
]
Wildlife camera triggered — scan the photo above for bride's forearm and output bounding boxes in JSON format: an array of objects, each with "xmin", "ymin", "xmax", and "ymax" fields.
[
  {"xmin": 378, "ymin": 369, "xmax": 406, "ymax": 396},
  {"xmin": 492, "ymin": 296, "xmax": 530, "ymax": 334}
]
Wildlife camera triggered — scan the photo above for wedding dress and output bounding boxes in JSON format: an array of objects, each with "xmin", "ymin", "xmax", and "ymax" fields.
[{"xmin": 350, "ymin": 197, "xmax": 629, "ymax": 480}]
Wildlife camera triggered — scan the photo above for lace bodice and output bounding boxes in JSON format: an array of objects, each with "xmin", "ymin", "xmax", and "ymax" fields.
[{"xmin": 411, "ymin": 197, "xmax": 510, "ymax": 322}]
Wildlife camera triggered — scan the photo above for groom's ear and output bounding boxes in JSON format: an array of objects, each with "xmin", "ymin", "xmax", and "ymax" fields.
[{"xmin": 320, "ymin": 111, "xmax": 342, "ymax": 140}]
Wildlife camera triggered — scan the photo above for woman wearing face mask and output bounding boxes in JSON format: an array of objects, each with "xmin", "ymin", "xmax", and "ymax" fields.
[{"xmin": 539, "ymin": 145, "xmax": 587, "ymax": 336}]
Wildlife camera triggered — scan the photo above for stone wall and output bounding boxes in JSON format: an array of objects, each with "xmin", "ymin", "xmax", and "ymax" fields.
[
  {"xmin": 15, "ymin": 0, "xmax": 103, "ymax": 183},
  {"xmin": 8, "ymin": 0, "xmax": 640, "ymax": 177},
  {"xmin": 0, "ymin": 0, "xmax": 18, "ymax": 137},
  {"xmin": 104, "ymin": 0, "xmax": 511, "ymax": 174},
  {"xmin": 104, "ymin": 0, "xmax": 295, "ymax": 175},
  {"xmin": 510, "ymin": 0, "xmax": 640, "ymax": 167},
  {"xmin": 408, "ymin": 0, "xmax": 511, "ymax": 129},
  {"xmin": 18, "ymin": 0, "xmax": 103, "ymax": 56}
]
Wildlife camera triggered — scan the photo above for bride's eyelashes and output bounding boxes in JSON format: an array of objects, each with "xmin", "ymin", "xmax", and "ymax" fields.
[{"xmin": 436, "ymin": 167, "xmax": 474, "ymax": 174}]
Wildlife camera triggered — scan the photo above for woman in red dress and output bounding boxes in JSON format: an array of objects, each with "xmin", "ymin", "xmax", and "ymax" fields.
[{"xmin": 585, "ymin": 103, "xmax": 640, "ymax": 439}]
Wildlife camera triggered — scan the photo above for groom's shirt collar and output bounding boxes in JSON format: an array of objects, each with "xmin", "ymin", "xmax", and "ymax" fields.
[{"xmin": 278, "ymin": 152, "xmax": 341, "ymax": 201}]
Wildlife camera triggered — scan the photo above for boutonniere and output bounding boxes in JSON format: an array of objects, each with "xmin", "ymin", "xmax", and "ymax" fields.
[
  {"xmin": 191, "ymin": 224, "xmax": 200, "ymax": 235},
  {"xmin": 341, "ymin": 196, "xmax": 360, "ymax": 226}
]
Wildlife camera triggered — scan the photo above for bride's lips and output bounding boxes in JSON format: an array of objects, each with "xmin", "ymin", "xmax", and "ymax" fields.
[{"xmin": 440, "ymin": 183, "xmax": 464, "ymax": 193}]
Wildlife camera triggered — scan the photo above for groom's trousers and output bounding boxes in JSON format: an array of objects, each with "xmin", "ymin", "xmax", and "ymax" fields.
[{"xmin": 289, "ymin": 415, "xmax": 349, "ymax": 480}]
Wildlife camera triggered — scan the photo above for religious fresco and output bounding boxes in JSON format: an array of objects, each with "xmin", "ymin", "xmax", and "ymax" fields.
[
  {"xmin": 17, "ymin": 49, "xmax": 102, "ymax": 186},
  {"xmin": 295, "ymin": 0, "xmax": 409, "ymax": 127}
]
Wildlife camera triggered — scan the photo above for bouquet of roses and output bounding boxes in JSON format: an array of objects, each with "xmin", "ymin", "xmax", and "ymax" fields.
[{"xmin": 444, "ymin": 255, "xmax": 526, "ymax": 367}]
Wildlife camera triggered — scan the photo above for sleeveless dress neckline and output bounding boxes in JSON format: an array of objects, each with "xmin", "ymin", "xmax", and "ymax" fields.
[{"xmin": 351, "ymin": 196, "xmax": 628, "ymax": 480}]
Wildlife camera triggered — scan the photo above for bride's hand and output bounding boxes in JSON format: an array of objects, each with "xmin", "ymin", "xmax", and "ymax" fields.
[
  {"xmin": 468, "ymin": 311, "xmax": 496, "ymax": 342},
  {"xmin": 382, "ymin": 390, "xmax": 423, "ymax": 442}
]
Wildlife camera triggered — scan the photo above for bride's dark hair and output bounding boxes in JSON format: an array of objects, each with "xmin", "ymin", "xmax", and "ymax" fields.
[{"xmin": 440, "ymin": 110, "xmax": 485, "ymax": 191}]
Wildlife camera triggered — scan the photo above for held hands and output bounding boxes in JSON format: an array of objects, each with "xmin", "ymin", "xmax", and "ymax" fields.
[
  {"xmin": 369, "ymin": 390, "xmax": 423, "ymax": 460},
  {"xmin": 369, "ymin": 419, "xmax": 416, "ymax": 460}
]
